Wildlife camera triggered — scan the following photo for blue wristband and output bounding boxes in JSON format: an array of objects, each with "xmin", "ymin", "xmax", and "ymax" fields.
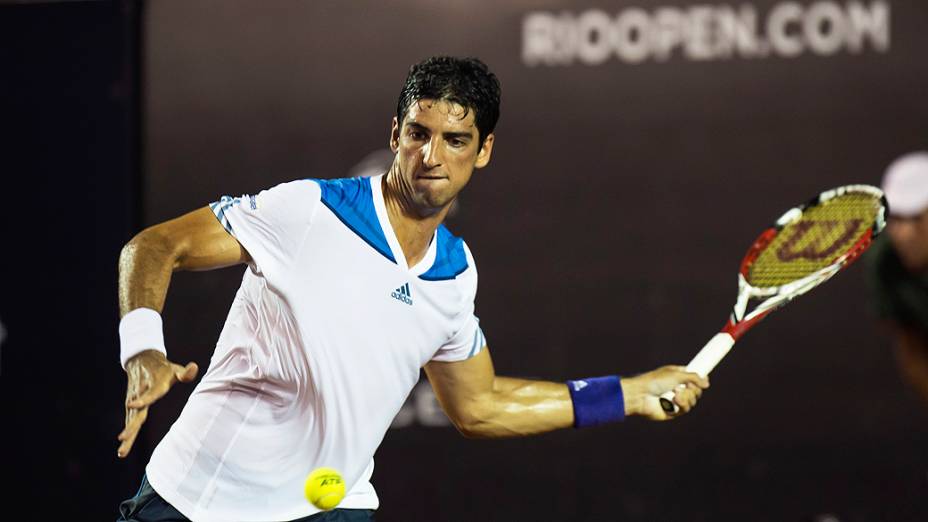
[{"xmin": 566, "ymin": 375, "xmax": 625, "ymax": 428}]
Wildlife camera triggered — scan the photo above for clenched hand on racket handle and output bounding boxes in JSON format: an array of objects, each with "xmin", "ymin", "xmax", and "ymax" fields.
[
  {"xmin": 622, "ymin": 366, "xmax": 710, "ymax": 420},
  {"xmin": 117, "ymin": 350, "xmax": 198, "ymax": 458}
]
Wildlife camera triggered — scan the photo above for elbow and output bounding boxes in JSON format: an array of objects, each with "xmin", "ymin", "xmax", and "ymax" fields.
[
  {"xmin": 119, "ymin": 226, "xmax": 181, "ymax": 272},
  {"xmin": 455, "ymin": 421, "xmax": 485, "ymax": 440},
  {"xmin": 455, "ymin": 421, "xmax": 489, "ymax": 440},
  {"xmin": 119, "ymin": 232, "xmax": 144, "ymax": 267},
  {"xmin": 448, "ymin": 404, "xmax": 496, "ymax": 439}
]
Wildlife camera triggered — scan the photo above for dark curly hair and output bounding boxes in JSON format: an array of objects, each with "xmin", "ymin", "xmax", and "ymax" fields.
[{"xmin": 396, "ymin": 56, "xmax": 501, "ymax": 148}]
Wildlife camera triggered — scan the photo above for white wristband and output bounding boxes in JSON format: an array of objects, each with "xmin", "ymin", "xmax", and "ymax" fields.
[{"xmin": 119, "ymin": 308, "xmax": 167, "ymax": 369}]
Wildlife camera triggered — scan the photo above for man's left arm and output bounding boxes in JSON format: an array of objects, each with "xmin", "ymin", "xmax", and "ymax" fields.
[{"xmin": 425, "ymin": 346, "xmax": 709, "ymax": 439}]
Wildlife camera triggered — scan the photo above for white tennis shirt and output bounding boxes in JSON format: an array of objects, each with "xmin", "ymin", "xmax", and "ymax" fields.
[{"xmin": 145, "ymin": 174, "xmax": 485, "ymax": 522}]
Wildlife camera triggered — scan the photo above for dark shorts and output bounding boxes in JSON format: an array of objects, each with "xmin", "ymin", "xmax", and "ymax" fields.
[{"xmin": 118, "ymin": 475, "xmax": 376, "ymax": 522}]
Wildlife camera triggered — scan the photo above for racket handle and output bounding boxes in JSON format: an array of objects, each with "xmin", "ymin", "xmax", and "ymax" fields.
[{"xmin": 659, "ymin": 332, "xmax": 735, "ymax": 414}]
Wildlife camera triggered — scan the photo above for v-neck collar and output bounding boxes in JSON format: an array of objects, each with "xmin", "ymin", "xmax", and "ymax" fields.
[{"xmin": 370, "ymin": 174, "xmax": 437, "ymax": 275}]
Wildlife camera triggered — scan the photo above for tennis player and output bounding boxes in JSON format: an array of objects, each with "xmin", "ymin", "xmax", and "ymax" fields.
[
  {"xmin": 115, "ymin": 56, "xmax": 709, "ymax": 522},
  {"xmin": 866, "ymin": 152, "xmax": 928, "ymax": 407}
]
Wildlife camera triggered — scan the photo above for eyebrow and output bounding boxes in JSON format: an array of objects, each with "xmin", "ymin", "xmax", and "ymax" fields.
[{"xmin": 406, "ymin": 122, "xmax": 474, "ymax": 141}]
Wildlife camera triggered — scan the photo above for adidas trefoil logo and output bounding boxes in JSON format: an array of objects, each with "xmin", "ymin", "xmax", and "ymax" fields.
[{"xmin": 391, "ymin": 283, "xmax": 413, "ymax": 306}]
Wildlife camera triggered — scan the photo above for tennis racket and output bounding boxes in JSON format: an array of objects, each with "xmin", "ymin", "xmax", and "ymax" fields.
[{"xmin": 659, "ymin": 184, "xmax": 888, "ymax": 413}]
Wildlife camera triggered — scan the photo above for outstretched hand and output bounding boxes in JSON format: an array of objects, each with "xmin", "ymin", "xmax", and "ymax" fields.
[
  {"xmin": 621, "ymin": 365, "xmax": 709, "ymax": 421},
  {"xmin": 117, "ymin": 350, "xmax": 198, "ymax": 458}
]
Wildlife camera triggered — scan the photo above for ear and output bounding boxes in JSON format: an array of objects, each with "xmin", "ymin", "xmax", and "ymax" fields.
[
  {"xmin": 475, "ymin": 133, "xmax": 495, "ymax": 169},
  {"xmin": 389, "ymin": 117, "xmax": 400, "ymax": 153}
]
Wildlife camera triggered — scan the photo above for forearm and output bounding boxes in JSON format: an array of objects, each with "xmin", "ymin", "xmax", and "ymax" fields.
[
  {"xmin": 456, "ymin": 377, "xmax": 574, "ymax": 438},
  {"xmin": 430, "ymin": 347, "xmax": 707, "ymax": 438},
  {"xmin": 118, "ymin": 228, "xmax": 178, "ymax": 317},
  {"xmin": 461, "ymin": 372, "xmax": 697, "ymax": 438}
]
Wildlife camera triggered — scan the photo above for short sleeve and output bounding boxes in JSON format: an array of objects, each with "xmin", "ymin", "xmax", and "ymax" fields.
[
  {"xmin": 210, "ymin": 180, "xmax": 321, "ymax": 276},
  {"xmin": 431, "ymin": 242, "xmax": 487, "ymax": 362},
  {"xmin": 432, "ymin": 314, "xmax": 487, "ymax": 362}
]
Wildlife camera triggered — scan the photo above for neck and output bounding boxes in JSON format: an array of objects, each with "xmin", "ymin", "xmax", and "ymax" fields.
[{"xmin": 382, "ymin": 163, "xmax": 452, "ymax": 267}]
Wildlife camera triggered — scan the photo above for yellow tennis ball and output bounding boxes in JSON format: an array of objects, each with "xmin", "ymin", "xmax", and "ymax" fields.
[{"xmin": 304, "ymin": 467, "xmax": 345, "ymax": 511}]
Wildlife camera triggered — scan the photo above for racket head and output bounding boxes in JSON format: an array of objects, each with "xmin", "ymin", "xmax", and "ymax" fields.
[{"xmin": 739, "ymin": 184, "xmax": 887, "ymax": 291}]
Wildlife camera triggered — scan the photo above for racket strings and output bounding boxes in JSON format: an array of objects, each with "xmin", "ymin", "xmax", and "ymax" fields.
[{"xmin": 747, "ymin": 193, "xmax": 881, "ymax": 288}]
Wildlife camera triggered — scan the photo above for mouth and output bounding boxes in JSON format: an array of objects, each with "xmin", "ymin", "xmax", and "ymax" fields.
[{"xmin": 415, "ymin": 174, "xmax": 447, "ymax": 181}]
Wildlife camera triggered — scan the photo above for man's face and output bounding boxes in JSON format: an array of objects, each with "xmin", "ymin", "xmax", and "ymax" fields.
[
  {"xmin": 390, "ymin": 99, "xmax": 494, "ymax": 212},
  {"xmin": 888, "ymin": 209, "xmax": 928, "ymax": 273}
]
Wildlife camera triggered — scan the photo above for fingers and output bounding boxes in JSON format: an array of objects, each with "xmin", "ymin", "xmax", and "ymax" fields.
[
  {"xmin": 117, "ymin": 405, "xmax": 148, "ymax": 458},
  {"xmin": 672, "ymin": 382, "xmax": 703, "ymax": 413},
  {"xmin": 175, "ymin": 362, "xmax": 199, "ymax": 383},
  {"xmin": 118, "ymin": 356, "xmax": 199, "ymax": 457},
  {"xmin": 127, "ymin": 387, "xmax": 167, "ymax": 409},
  {"xmin": 125, "ymin": 360, "xmax": 198, "ymax": 408},
  {"xmin": 666, "ymin": 366, "xmax": 709, "ymax": 390},
  {"xmin": 690, "ymin": 373, "xmax": 710, "ymax": 389},
  {"xmin": 634, "ymin": 366, "xmax": 711, "ymax": 420},
  {"xmin": 657, "ymin": 378, "xmax": 706, "ymax": 418}
]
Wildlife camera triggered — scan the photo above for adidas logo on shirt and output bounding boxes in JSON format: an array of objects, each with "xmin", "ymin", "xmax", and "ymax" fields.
[{"xmin": 391, "ymin": 283, "xmax": 413, "ymax": 306}]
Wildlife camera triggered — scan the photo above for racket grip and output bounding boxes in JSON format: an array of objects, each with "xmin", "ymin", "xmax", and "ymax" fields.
[{"xmin": 659, "ymin": 332, "xmax": 735, "ymax": 414}]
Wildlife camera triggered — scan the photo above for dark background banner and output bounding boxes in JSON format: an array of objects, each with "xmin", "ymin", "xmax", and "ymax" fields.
[
  {"xmin": 142, "ymin": 1, "xmax": 928, "ymax": 520},
  {"xmin": 0, "ymin": 0, "xmax": 142, "ymax": 518},
  {"xmin": 3, "ymin": 0, "xmax": 927, "ymax": 520}
]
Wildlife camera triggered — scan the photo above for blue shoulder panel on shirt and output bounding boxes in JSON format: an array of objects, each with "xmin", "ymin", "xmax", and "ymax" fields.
[
  {"xmin": 419, "ymin": 225, "xmax": 469, "ymax": 281},
  {"xmin": 310, "ymin": 178, "xmax": 396, "ymax": 264}
]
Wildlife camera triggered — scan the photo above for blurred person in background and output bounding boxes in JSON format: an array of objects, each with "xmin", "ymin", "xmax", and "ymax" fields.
[{"xmin": 866, "ymin": 151, "xmax": 928, "ymax": 406}]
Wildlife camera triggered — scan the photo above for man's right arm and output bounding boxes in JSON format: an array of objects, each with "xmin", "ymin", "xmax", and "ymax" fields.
[
  {"xmin": 119, "ymin": 206, "xmax": 250, "ymax": 317},
  {"xmin": 116, "ymin": 206, "xmax": 248, "ymax": 458}
]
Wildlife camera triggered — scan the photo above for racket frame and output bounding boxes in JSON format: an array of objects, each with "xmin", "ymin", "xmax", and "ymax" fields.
[{"xmin": 658, "ymin": 184, "xmax": 887, "ymax": 413}]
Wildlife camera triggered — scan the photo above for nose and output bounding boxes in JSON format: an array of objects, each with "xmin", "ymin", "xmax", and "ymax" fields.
[{"xmin": 422, "ymin": 137, "xmax": 441, "ymax": 169}]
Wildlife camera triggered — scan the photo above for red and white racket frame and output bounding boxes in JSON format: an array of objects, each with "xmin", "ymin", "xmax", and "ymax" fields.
[{"xmin": 658, "ymin": 185, "xmax": 888, "ymax": 413}]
